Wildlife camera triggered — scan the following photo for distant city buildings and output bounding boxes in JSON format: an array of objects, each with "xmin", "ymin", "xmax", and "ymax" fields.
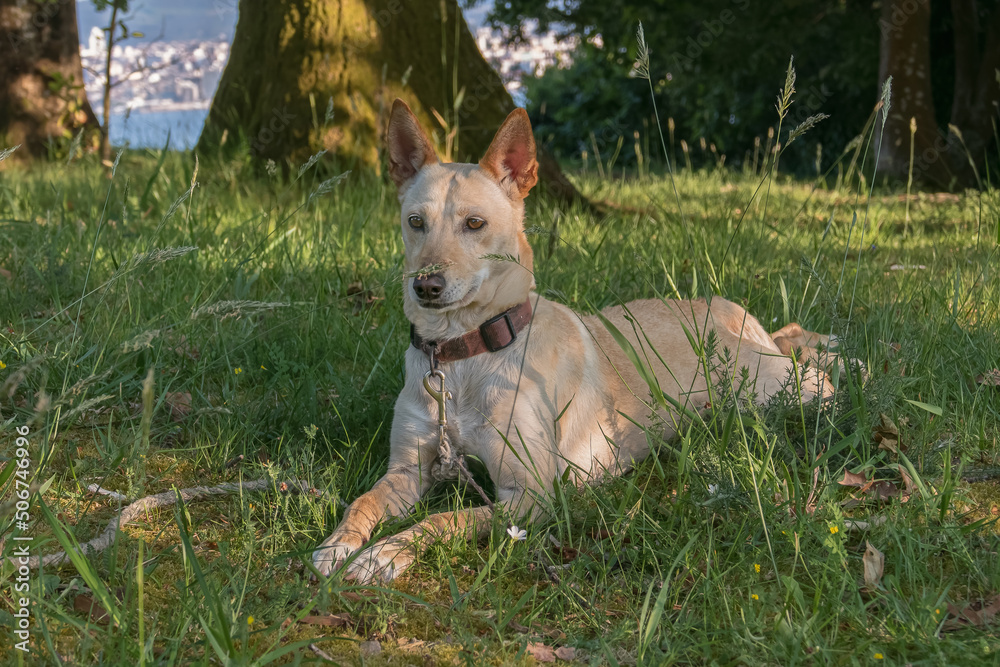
[
  {"xmin": 79, "ymin": 22, "xmax": 569, "ymax": 116},
  {"xmin": 475, "ymin": 24, "xmax": 577, "ymax": 98},
  {"xmin": 77, "ymin": 15, "xmax": 571, "ymax": 148},
  {"xmin": 80, "ymin": 27, "xmax": 230, "ymax": 114}
]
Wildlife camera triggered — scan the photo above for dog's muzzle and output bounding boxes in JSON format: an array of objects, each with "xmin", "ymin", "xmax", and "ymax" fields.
[{"xmin": 412, "ymin": 273, "xmax": 445, "ymax": 302}]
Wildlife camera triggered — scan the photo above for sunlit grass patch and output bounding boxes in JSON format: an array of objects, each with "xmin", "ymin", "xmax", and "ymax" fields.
[{"xmin": 0, "ymin": 135, "xmax": 997, "ymax": 664}]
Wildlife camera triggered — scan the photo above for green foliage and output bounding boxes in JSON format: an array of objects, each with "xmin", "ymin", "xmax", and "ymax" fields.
[{"xmin": 492, "ymin": 0, "xmax": 881, "ymax": 174}]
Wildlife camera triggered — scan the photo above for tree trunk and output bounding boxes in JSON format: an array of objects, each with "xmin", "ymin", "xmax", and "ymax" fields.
[
  {"xmin": 876, "ymin": 0, "xmax": 956, "ymax": 187},
  {"xmin": 949, "ymin": 0, "xmax": 980, "ymax": 132},
  {"xmin": 198, "ymin": 0, "xmax": 581, "ymax": 202},
  {"xmin": 949, "ymin": 1, "xmax": 1000, "ymax": 174},
  {"xmin": 0, "ymin": 0, "xmax": 100, "ymax": 162}
]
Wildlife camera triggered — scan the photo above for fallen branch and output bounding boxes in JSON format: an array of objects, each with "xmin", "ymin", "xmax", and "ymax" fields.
[
  {"xmin": 309, "ymin": 643, "xmax": 335, "ymax": 662},
  {"xmin": 13, "ymin": 479, "xmax": 329, "ymax": 569},
  {"xmin": 86, "ymin": 484, "xmax": 129, "ymax": 503},
  {"xmin": 843, "ymin": 515, "xmax": 889, "ymax": 532}
]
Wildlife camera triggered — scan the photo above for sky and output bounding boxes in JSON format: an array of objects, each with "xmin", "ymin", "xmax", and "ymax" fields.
[{"xmin": 76, "ymin": 0, "xmax": 233, "ymax": 43}]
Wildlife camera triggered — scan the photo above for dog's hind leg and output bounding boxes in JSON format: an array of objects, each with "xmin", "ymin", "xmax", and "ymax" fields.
[
  {"xmin": 771, "ymin": 322, "xmax": 832, "ymax": 355},
  {"xmin": 730, "ymin": 342, "xmax": 836, "ymax": 405},
  {"xmin": 770, "ymin": 322, "xmax": 851, "ymax": 380}
]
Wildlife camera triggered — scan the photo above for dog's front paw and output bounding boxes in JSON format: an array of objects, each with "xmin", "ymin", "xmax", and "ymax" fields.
[
  {"xmin": 312, "ymin": 537, "xmax": 359, "ymax": 578},
  {"xmin": 345, "ymin": 538, "xmax": 415, "ymax": 584}
]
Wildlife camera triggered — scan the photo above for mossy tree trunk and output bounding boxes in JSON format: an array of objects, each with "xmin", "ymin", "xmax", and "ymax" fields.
[
  {"xmin": 198, "ymin": 0, "xmax": 579, "ymax": 201},
  {"xmin": 0, "ymin": 0, "xmax": 100, "ymax": 161}
]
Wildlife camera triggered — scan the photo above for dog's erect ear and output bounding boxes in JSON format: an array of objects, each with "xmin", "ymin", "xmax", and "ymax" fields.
[
  {"xmin": 387, "ymin": 99, "xmax": 438, "ymax": 191},
  {"xmin": 479, "ymin": 108, "xmax": 538, "ymax": 199}
]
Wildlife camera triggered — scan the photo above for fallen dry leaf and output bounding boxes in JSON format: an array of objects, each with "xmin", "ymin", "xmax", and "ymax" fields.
[
  {"xmin": 164, "ymin": 391, "xmax": 191, "ymax": 421},
  {"xmin": 942, "ymin": 595, "xmax": 1000, "ymax": 631},
  {"xmin": 874, "ymin": 413, "xmax": 902, "ymax": 454},
  {"xmin": 0, "ymin": 267, "xmax": 11, "ymax": 280},
  {"xmin": 862, "ymin": 542, "xmax": 885, "ymax": 590},
  {"xmin": 839, "ymin": 458, "xmax": 917, "ymax": 508},
  {"xmin": 899, "ymin": 467, "xmax": 916, "ymax": 500},
  {"xmin": 975, "ymin": 369, "xmax": 1000, "ymax": 387},
  {"xmin": 838, "ymin": 469, "xmax": 869, "ymax": 487},
  {"xmin": 526, "ymin": 642, "xmax": 556, "ymax": 663},
  {"xmin": 297, "ymin": 613, "xmax": 353, "ymax": 628},
  {"xmin": 840, "ymin": 478, "xmax": 901, "ymax": 508},
  {"xmin": 871, "ymin": 480, "xmax": 899, "ymax": 501}
]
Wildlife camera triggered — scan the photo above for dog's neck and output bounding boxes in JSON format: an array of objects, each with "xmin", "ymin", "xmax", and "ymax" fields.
[{"xmin": 404, "ymin": 269, "xmax": 534, "ymax": 343}]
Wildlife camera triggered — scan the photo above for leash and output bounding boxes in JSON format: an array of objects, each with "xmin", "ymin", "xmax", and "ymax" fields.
[{"xmin": 422, "ymin": 346, "xmax": 495, "ymax": 511}]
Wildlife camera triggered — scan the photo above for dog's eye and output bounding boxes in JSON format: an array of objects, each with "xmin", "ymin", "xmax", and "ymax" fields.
[
  {"xmin": 408, "ymin": 215, "xmax": 424, "ymax": 229},
  {"xmin": 466, "ymin": 217, "xmax": 486, "ymax": 230}
]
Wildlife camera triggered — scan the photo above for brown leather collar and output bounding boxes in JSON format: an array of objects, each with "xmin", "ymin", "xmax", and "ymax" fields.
[{"xmin": 410, "ymin": 298, "xmax": 533, "ymax": 364}]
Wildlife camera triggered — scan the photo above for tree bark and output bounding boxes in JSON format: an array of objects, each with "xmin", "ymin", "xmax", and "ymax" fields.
[
  {"xmin": 0, "ymin": 0, "xmax": 100, "ymax": 161},
  {"xmin": 949, "ymin": 0, "xmax": 980, "ymax": 132},
  {"xmin": 950, "ymin": 1, "xmax": 1000, "ymax": 169},
  {"xmin": 877, "ymin": 0, "xmax": 956, "ymax": 187},
  {"xmin": 198, "ymin": 0, "xmax": 581, "ymax": 202}
]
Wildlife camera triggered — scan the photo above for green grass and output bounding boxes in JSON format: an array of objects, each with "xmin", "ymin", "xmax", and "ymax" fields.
[{"xmin": 1, "ymin": 143, "xmax": 999, "ymax": 666}]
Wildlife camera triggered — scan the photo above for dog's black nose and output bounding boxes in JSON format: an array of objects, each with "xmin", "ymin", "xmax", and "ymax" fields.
[{"xmin": 413, "ymin": 273, "xmax": 446, "ymax": 300}]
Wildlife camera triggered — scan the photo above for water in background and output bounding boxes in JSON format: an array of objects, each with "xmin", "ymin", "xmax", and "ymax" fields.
[{"xmin": 112, "ymin": 109, "xmax": 209, "ymax": 150}]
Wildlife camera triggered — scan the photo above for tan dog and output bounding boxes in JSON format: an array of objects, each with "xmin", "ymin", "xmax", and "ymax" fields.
[{"xmin": 312, "ymin": 100, "xmax": 836, "ymax": 582}]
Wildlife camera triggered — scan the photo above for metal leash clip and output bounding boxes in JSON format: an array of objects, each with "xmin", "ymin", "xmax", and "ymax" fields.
[
  {"xmin": 423, "ymin": 367, "xmax": 452, "ymax": 441},
  {"xmin": 419, "ymin": 348, "xmax": 494, "ymax": 509},
  {"xmin": 423, "ymin": 346, "xmax": 453, "ymax": 455}
]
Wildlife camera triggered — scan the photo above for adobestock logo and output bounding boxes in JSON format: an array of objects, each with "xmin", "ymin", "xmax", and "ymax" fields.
[
  {"xmin": 878, "ymin": 0, "xmax": 929, "ymax": 37},
  {"xmin": 250, "ymin": 107, "xmax": 296, "ymax": 157},
  {"xmin": 669, "ymin": 0, "xmax": 752, "ymax": 74}
]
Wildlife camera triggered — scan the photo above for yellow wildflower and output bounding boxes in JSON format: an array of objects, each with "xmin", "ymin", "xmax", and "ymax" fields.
[
  {"xmin": 754, "ymin": 563, "xmax": 761, "ymax": 573},
  {"xmin": 751, "ymin": 594, "xmax": 759, "ymax": 600},
  {"xmin": 234, "ymin": 367, "xmax": 243, "ymax": 375},
  {"xmin": 829, "ymin": 525, "xmax": 839, "ymax": 534}
]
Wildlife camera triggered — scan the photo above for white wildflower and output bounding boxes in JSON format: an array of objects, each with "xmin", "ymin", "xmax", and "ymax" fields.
[{"xmin": 507, "ymin": 525, "xmax": 527, "ymax": 541}]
